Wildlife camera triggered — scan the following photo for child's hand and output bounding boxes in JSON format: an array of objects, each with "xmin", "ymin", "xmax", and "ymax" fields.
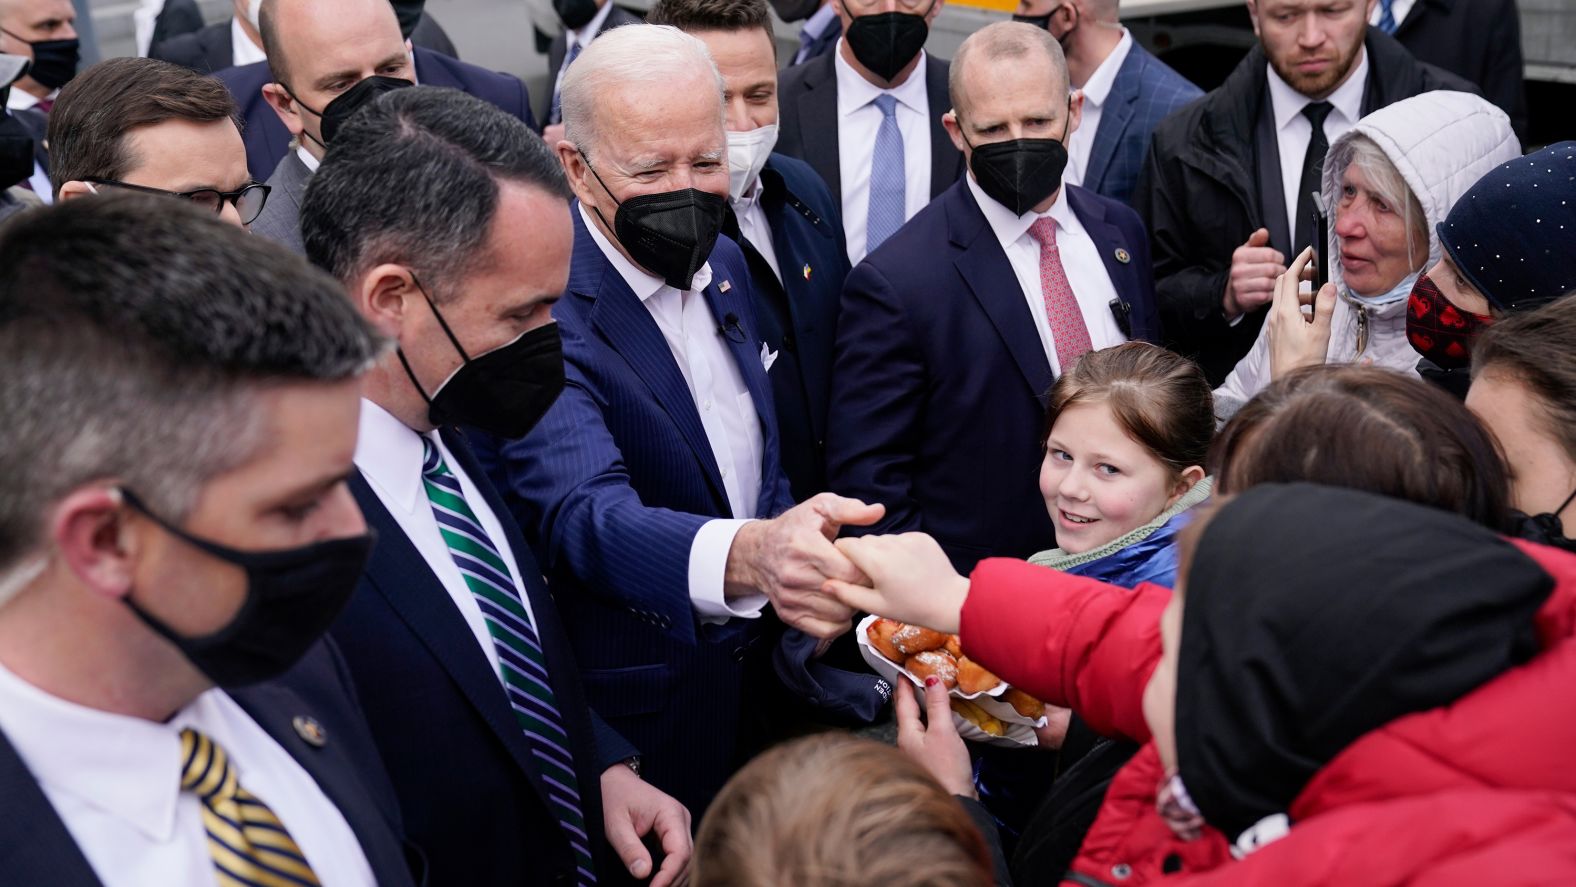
[{"xmin": 822, "ymin": 532, "xmax": 968, "ymax": 634}]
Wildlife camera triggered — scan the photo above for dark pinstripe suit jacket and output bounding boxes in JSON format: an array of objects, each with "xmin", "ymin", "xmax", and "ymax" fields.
[
  {"xmin": 1080, "ymin": 43, "xmax": 1202, "ymax": 206},
  {"xmin": 472, "ymin": 208, "xmax": 795, "ymax": 814}
]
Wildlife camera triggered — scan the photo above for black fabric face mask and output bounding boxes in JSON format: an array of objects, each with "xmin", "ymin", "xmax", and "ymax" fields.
[
  {"xmin": 962, "ymin": 99, "xmax": 1072, "ymax": 216},
  {"xmin": 397, "ymin": 275, "xmax": 567, "ymax": 440},
  {"xmin": 283, "ymin": 75, "xmax": 413, "ymax": 148},
  {"xmin": 390, "ymin": 0, "xmax": 425, "ymax": 38},
  {"xmin": 580, "ymin": 151, "xmax": 728, "ymax": 291},
  {"xmin": 120, "ymin": 489, "xmax": 375, "ymax": 688},
  {"xmin": 769, "ymin": 0, "xmax": 822, "ymax": 23},
  {"xmin": 1511, "ymin": 486, "xmax": 1576, "ymax": 553},
  {"xmin": 1, "ymin": 30, "xmax": 78, "ymax": 91},
  {"xmin": 1011, "ymin": 12, "xmax": 1052, "ymax": 28},
  {"xmin": 554, "ymin": 0, "xmax": 599, "ymax": 30},
  {"xmin": 0, "ymin": 111, "xmax": 33, "ymax": 190},
  {"xmin": 844, "ymin": 3, "xmax": 934, "ymax": 83}
]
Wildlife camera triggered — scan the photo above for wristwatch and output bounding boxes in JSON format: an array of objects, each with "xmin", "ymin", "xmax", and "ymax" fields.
[{"xmin": 621, "ymin": 756, "xmax": 641, "ymax": 778}]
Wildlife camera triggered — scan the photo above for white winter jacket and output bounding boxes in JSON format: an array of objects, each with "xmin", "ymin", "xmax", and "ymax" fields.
[{"xmin": 1214, "ymin": 91, "xmax": 1519, "ymax": 420}]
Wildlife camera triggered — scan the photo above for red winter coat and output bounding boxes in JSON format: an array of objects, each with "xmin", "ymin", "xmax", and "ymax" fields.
[{"xmin": 960, "ymin": 541, "xmax": 1576, "ymax": 886}]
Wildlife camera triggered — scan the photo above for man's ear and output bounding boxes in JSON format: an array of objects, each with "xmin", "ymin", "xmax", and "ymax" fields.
[
  {"xmin": 925, "ymin": 0, "xmax": 945, "ymax": 24},
  {"xmin": 941, "ymin": 109, "xmax": 967, "ymax": 156},
  {"xmin": 57, "ymin": 180, "xmax": 94, "ymax": 202},
  {"xmin": 557, "ymin": 142, "xmax": 600, "ymax": 208},
  {"xmin": 359, "ymin": 264, "xmax": 416, "ymax": 340},
  {"xmin": 50, "ymin": 487, "xmax": 137, "ymax": 603},
  {"xmin": 261, "ymin": 82, "xmax": 305, "ymax": 136},
  {"xmin": 1066, "ymin": 89, "xmax": 1085, "ymax": 139},
  {"xmin": 1245, "ymin": 0, "xmax": 1262, "ymax": 37}
]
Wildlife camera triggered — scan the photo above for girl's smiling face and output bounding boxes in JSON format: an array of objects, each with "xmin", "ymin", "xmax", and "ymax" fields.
[{"xmin": 1040, "ymin": 400, "xmax": 1204, "ymax": 554}]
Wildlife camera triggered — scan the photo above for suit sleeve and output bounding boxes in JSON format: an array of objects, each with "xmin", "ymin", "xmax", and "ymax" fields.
[
  {"xmin": 490, "ymin": 353, "xmax": 712, "ymax": 645},
  {"xmin": 1132, "ymin": 139, "xmax": 1234, "ymax": 359},
  {"xmin": 959, "ymin": 558, "xmax": 1166, "ymax": 742},
  {"xmin": 589, "ymin": 708, "xmax": 641, "ymax": 773},
  {"xmin": 824, "ymin": 260, "xmax": 927, "ymax": 535}
]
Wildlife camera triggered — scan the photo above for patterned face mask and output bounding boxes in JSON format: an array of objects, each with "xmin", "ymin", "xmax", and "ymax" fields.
[{"xmin": 1405, "ymin": 271, "xmax": 1494, "ymax": 369}]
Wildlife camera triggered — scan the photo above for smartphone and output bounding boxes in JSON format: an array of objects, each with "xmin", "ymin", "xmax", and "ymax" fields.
[{"xmin": 1309, "ymin": 192, "xmax": 1329, "ymax": 291}]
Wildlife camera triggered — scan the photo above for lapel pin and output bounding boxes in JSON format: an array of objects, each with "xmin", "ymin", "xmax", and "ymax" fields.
[
  {"xmin": 1114, "ymin": 248, "xmax": 1132, "ymax": 265},
  {"xmin": 292, "ymin": 716, "xmax": 328, "ymax": 748},
  {"xmin": 719, "ymin": 279, "xmax": 732, "ymax": 293},
  {"xmin": 802, "ymin": 263, "xmax": 812, "ymax": 281}
]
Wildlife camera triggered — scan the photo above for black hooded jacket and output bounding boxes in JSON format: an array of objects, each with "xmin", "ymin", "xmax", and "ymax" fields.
[{"xmin": 1132, "ymin": 27, "xmax": 1474, "ymax": 384}]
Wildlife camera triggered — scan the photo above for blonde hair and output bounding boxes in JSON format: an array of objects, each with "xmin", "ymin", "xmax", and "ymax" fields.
[{"xmin": 694, "ymin": 734, "xmax": 995, "ymax": 887}]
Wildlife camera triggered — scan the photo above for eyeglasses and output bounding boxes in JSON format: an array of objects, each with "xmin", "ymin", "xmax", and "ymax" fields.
[{"xmin": 83, "ymin": 178, "xmax": 273, "ymax": 225}]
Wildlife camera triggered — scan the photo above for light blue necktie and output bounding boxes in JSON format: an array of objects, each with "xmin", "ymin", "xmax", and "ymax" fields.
[
  {"xmin": 866, "ymin": 94, "xmax": 906, "ymax": 253},
  {"xmin": 421, "ymin": 439, "xmax": 596, "ymax": 885},
  {"xmin": 549, "ymin": 40, "xmax": 584, "ymax": 125},
  {"xmin": 1377, "ymin": 0, "xmax": 1398, "ymax": 34}
]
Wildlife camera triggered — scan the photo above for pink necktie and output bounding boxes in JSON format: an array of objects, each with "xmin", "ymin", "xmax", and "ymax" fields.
[{"xmin": 1028, "ymin": 217, "xmax": 1092, "ymax": 373}]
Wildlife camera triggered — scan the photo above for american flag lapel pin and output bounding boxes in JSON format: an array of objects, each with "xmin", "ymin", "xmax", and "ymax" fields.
[
  {"xmin": 719, "ymin": 279, "xmax": 732, "ymax": 293},
  {"xmin": 803, "ymin": 263, "xmax": 812, "ymax": 281}
]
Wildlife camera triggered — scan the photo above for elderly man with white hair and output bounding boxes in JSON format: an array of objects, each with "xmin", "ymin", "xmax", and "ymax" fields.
[{"xmin": 473, "ymin": 23, "xmax": 893, "ymax": 815}]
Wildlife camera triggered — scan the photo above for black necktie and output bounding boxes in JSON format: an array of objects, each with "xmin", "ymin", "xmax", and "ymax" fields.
[{"xmin": 1293, "ymin": 101, "xmax": 1334, "ymax": 256}]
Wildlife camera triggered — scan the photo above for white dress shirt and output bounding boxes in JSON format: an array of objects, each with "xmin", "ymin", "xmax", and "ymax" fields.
[
  {"xmin": 0, "ymin": 660, "xmax": 375, "ymax": 887},
  {"xmin": 968, "ymin": 175, "xmax": 1127, "ymax": 370},
  {"xmin": 5, "ymin": 93, "xmax": 53, "ymax": 203},
  {"xmin": 231, "ymin": 16, "xmax": 268, "ymax": 67},
  {"xmin": 731, "ymin": 177, "xmax": 783, "ymax": 284},
  {"xmin": 792, "ymin": 3, "xmax": 840, "ymax": 65},
  {"xmin": 552, "ymin": 0, "xmax": 616, "ymax": 106},
  {"xmin": 834, "ymin": 42, "xmax": 933, "ymax": 265},
  {"xmin": 1368, "ymin": 0, "xmax": 1416, "ymax": 28},
  {"xmin": 133, "ymin": 0, "xmax": 167, "ymax": 57},
  {"xmin": 1064, "ymin": 29, "xmax": 1133, "ymax": 189},
  {"xmin": 579, "ymin": 204, "xmax": 769, "ymax": 623},
  {"xmin": 355, "ymin": 399, "xmax": 542, "ymax": 680},
  {"xmin": 1265, "ymin": 49, "xmax": 1368, "ymax": 243}
]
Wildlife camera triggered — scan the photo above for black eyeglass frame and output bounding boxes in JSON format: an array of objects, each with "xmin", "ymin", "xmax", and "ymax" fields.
[{"xmin": 83, "ymin": 177, "xmax": 273, "ymax": 225}]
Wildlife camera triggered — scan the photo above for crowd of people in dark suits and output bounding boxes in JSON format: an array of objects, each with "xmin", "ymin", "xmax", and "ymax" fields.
[{"xmin": 1, "ymin": 0, "xmax": 1574, "ymax": 883}]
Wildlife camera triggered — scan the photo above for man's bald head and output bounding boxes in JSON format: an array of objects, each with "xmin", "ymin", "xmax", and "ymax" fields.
[
  {"xmin": 949, "ymin": 20, "xmax": 1068, "ymax": 121},
  {"xmin": 259, "ymin": 0, "xmax": 403, "ymax": 88}
]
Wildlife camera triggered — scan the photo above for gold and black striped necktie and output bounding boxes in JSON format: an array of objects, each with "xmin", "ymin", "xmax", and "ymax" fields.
[{"xmin": 178, "ymin": 728, "xmax": 323, "ymax": 887}]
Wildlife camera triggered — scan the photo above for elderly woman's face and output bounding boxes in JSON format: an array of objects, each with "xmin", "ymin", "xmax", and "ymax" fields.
[{"xmin": 1333, "ymin": 164, "xmax": 1428, "ymax": 298}]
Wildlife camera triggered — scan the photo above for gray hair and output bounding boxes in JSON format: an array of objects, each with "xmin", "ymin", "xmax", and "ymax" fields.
[
  {"xmin": 950, "ymin": 21, "xmax": 1069, "ymax": 121},
  {"xmin": 0, "ymin": 194, "xmax": 382, "ymax": 606},
  {"xmin": 1325, "ymin": 133, "xmax": 1428, "ymax": 276},
  {"xmin": 561, "ymin": 24, "xmax": 725, "ymax": 160},
  {"xmin": 301, "ymin": 86, "xmax": 571, "ymax": 302}
]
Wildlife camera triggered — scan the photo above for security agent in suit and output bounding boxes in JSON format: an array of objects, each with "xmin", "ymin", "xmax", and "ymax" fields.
[
  {"xmin": 218, "ymin": 0, "xmax": 536, "ymax": 189},
  {"xmin": 775, "ymin": 0, "xmax": 965, "ymax": 264},
  {"xmin": 153, "ymin": 0, "xmax": 458, "ymax": 76},
  {"xmin": 300, "ymin": 86, "xmax": 693, "ymax": 887},
  {"xmin": 1012, "ymin": 0, "xmax": 1201, "ymax": 205},
  {"xmin": 647, "ymin": 0, "xmax": 852, "ymax": 503},
  {"xmin": 827, "ymin": 22, "xmax": 1161, "ymax": 573},
  {"xmin": 771, "ymin": 0, "xmax": 841, "ymax": 66},
  {"xmin": 0, "ymin": 195, "xmax": 418, "ymax": 887},
  {"xmin": 542, "ymin": 0, "xmax": 641, "ymax": 137},
  {"xmin": 1372, "ymin": 0, "xmax": 1526, "ymax": 139},
  {"xmin": 474, "ymin": 24, "xmax": 888, "ymax": 815}
]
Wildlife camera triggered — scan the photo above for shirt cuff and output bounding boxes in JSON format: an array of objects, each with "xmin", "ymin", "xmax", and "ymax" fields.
[{"xmin": 689, "ymin": 518, "xmax": 767, "ymax": 624}]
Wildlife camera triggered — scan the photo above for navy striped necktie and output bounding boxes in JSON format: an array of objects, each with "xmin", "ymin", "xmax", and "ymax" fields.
[{"xmin": 420, "ymin": 437, "xmax": 597, "ymax": 884}]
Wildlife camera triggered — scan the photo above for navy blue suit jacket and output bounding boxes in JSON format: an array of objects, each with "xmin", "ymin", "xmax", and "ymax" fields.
[
  {"xmin": 217, "ymin": 47, "xmax": 537, "ymax": 181},
  {"xmin": 0, "ymin": 641, "xmax": 422, "ymax": 886},
  {"xmin": 471, "ymin": 211, "xmax": 798, "ymax": 813},
  {"xmin": 1080, "ymin": 44, "xmax": 1201, "ymax": 206},
  {"xmin": 733, "ymin": 153, "xmax": 851, "ymax": 501},
  {"xmin": 335, "ymin": 427, "xmax": 637, "ymax": 887},
  {"xmin": 826, "ymin": 181, "xmax": 1161, "ymax": 571}
]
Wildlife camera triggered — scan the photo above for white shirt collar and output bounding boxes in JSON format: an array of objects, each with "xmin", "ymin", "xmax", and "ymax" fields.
[
  {"xmin": 802, "ymin": 3, "xmax": 839, "ymax": 39},
  {"xmin": 0, "ymin": 658, "xmax": 203, "ymax": 843},
  {"xmin": 577, "ymin": 202, "xmax": 713, "ymax": 301},
  {"xmin": 569, "ymin": 1, "xmax": 616, "ymax": 49},
  {"xmin": 1266, "ymin": 47, "xmax": 1368, "ymax": 133},
  {"xmin": 297, "ymin": 144, "xmax": 321, "ymax": 173},
  {"xmin": 230, "ymin": 16, "xmax": 267, "ymax": 68},
  {"xmin": 1078, "ymin": 28, "xmax": 1133, "ymax": 107},
  {"xmin": 730, "ymin": 175, "xmax": 764, "ymax": 216},
  {"xmin": 5, "ymin": 86, "xmax": 41, "ymax": 111},
  {"xmin": 834, "ymin": 39, "xmax": 929, "ymax": 118},
  {"xmin": 353, "ymin": 397, "xmax": 432, "ymax": 514},
  {"xmin": 966, "ymin": 172, "xmax": 1080, "ymax": 250}
]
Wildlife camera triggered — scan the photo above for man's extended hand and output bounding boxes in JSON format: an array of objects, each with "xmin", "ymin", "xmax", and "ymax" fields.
[
  {"xmin": 601, "ymin": 763, "xmax": 692, "ymax": 887},
  {"xmin": 724, "ymin": 493, "xmax": 885, "ymax": 638},
  {"xmin": 1223, "ymin": 227, "xmax": 1287, "ymax": 319}
]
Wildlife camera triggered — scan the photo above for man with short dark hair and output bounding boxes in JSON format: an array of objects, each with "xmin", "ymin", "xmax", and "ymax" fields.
[
  {"xmin": 48, "ymin": 57, "xmax": 267, "ymax": 227},
  {"xmin": 302, "ymin": 85, "xmax": 693, "ymax": 887},
  {"xmin": 647, "ymin": 0, "xmax": 851, "ymax": 502},
  {"xmin": 1134, "ymin": 0, "xmax": 1473, "ymax": 384},
  {"xmin": 775, "ymin": 0, "xmax": 964, "ymax": 264},
  {"xmin": 0, "ymin": 193, "xmax": 419, "ymax": 887},
  {"xmin": 219, "ymin": 0, "xmax": 536, "ymax": 244}
]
